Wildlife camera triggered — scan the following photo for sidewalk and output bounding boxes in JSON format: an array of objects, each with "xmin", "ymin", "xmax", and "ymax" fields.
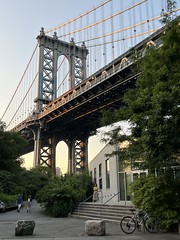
[{"xmin": 0, "ymin": 200, "xmax": 179, "ymax": 240}]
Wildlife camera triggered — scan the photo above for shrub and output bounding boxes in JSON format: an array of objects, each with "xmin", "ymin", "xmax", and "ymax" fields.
[
  {"xmin": 129, "ymin": 174, "xmax": 180, "ymax": 231},
  {"xmin": 36, "ymin": 172, "xmax": 92, "ymax": 217},
  {"xmin": 0, "ymin": 193, "xmax": 17, "ymax": 207}
]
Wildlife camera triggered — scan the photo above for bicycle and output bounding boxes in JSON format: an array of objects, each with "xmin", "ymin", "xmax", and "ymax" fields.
[{"xmin": 120, "ymin": 209, "xmax": 159, "ymax": 234}]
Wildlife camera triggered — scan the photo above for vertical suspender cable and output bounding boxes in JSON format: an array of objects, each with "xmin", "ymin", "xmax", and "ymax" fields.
[
  {"xmin": 139, "ymin": 0, "xmax": 144, "ymax": 42},
  {"xmin": 93, "ymin": 7, "xmax": 97, "ymax": 73},
  {"xmin": 151, "ymin": 0, "xmax": 155, "ymax": 31},
  {"xmin": 1, "ymin": 44, "xmax": 38, "ymax": 122},
  {"xmin": 145, "ymin": 0, "xmax": 150, "ymax": 35},
  {"xmin": 129, "ymin": 2, "xmax": 133, "ymax": 49},
  {"xmin": 80, "ymin": 16, "xmax": 83, "ymax": 43},
  {"xmin": 117, "ymin": 1, "xmax": 121, "ymax": 57},
  {"xmin": 132, "ymin": 0, "xmax": 137, "ymax": 45},
  {"xmin": 121, "ymin": 1, "xmax": 125, "ymax": 54},
  {"xmin": 110, "ymin": 0, "xmax": 114, "ymax": 60},
  {"xmin": 102, "ymin": 3, "xmax": 106, "ymax": 67},
  {"xmin": 86, "ymin": 12, "xmax": 90, "ymax": 76}
]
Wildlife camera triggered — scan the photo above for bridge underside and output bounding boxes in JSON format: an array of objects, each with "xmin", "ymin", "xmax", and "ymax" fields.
[
  {"xmin": 23, "ymin": 63, "xmax": 136, "ymax": 174},
  {"xmin": 45, "ymin": 66, "xmax": 136, "ymax": 139}
]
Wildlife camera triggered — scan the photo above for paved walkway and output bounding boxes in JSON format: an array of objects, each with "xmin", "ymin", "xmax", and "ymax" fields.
[{"xmin": 0, "ymin": 200, "xmax": 179, "ymax": 240}]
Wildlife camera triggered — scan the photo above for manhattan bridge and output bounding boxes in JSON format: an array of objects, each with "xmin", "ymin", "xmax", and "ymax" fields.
[{"xmin": 1, "ymin": 0, "xmax": 179, "ymax": 174}]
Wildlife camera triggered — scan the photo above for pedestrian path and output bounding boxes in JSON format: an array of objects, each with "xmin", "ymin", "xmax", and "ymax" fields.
[{"xmin": 0, "ymin": 200, "xmax": 179, "ymax": 240}]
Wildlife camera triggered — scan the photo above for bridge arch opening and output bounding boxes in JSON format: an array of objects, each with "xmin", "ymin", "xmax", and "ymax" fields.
[
  {"xmin": 56, "ymin": 140, "xmax": 68, "ymax": 175},
  {"xmin": 57, "ymin": 55, "xmax": 69, "ymax": 97},
  {"xmin": 22, "ymin": 152, "xmax": 34, "ymax": 170}
]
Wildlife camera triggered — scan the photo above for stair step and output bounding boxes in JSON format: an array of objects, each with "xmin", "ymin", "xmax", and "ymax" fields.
[
  {"xmin": 71, "ymin": 202, "xmax": 135, "ymax": 223},
  {"xmin": 71, "ymin": 214, "xmax": 121, "ymax": 224},
  {"xmin": 74, "ymin": 208, "xmax": 131, "ymax": 215}
]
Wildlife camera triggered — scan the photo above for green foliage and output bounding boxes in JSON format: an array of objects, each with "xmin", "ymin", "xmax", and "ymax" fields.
[
  {"xmin": 36, "ymin": 172, "xmax": 93, "ymax": 217},
  {"xmin": 36, "ymin": 182, "xmax": 75, "ymax": 217},
  {"xmin": 0, "ymin": 193, "xmax": 17, "ymax": 203},
  {"xmin": 0, "ymin": 170, "xmax": 18, "ymax": 195},
  {"xmin": 30, "ymin": 165, "xmax": 53, "ymax": 178},
  {"xmin": 160, "ymin": 0, "xmax": 177, "ymax": 24},
  {"xmin": 0, "ymin": 129, "xmax": 27, "ymax": 172},
  {"xmin": 17, "ymin": 166, "xmax": 52, "ymax": 199},
  {"xmin": 0, "ymin": 120, "xmax": 6, "ymax": 131},
  {"xmin": 129, "ymin": 174, "xmax": 180, "ymax": 230},
  {"xmin": 0, "ymin": 124, "xmax": 52, "ymax": 203},
  {"xmin": 0, "ymin": 162, "xmax": 52, "ymax": 206}
]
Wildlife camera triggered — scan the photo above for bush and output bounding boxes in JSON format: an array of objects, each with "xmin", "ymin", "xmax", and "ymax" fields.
[
  {"xmin": 0, "ymin": 193, "xmax": 17, "ymax": 203},
  {"xmin": 0, "ymin": 171, "xmax": 17, "ymax": 195},
  {"xmin": 36, "ymin": 172, "xmax": 92, "ymax": 217},
  {"xmin": 0, "ymin": 193, "xmax": 17, "ymax": 208},
  {"xmin": 129, "ymin": 174, "xmax": 180, "ymax": 231},
  {"xmin": 46, "ymin": 197, "xmax": 73, "ymax": 217}
]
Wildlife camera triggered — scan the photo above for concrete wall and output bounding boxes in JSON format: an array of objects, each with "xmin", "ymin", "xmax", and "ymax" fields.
[{"xmin": 89, "ymin": 143, "xmax": 119, "ymax": 204}]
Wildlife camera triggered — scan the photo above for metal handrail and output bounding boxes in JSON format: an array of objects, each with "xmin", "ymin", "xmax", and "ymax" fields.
[
  {"xmin": 78, "ymin": 194, "xmax": 93, "ymax": 212},
  {"xmin": 102, "ymin": 191, "xmax": 120, "ymax": 205},
  {"xmin": 78, "ymin": 191, "xmax": 121, "ymax": 220},
  {"xmin": 99, "ymin": 192, "xmax": 120, "ymax": 219},
  {"xmin": 78, "ymin": 190, "xmax": 102, "ymax": 212}
]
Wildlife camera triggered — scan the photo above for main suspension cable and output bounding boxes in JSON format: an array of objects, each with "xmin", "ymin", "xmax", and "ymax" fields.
[{"xmin": 45, "ymin": 0, "xmax": 112, "ymax": 34}]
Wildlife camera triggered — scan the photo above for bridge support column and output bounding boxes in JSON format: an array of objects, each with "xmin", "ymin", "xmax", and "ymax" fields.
[
  {"xmin": 33, "ymin": 127, "xmax": 41, "ymax": 167},
  {"xmin": 39, "ymin": 136, "xmax": 56, "ymax": 175},
  {"xmin": 32, "ymin": 126, "xmax": 57, "ymax": 174},
  {"xmin": 67, "ymin": 140, "xmax": 74, "ymax": 174},
  {"xmin": 67, "ymin": 137, "xmax": 88, "ymax": 174}
]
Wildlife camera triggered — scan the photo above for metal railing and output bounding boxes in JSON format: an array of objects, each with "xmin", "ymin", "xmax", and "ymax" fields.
[
  {"xmin": 77, "ymin": 191, "xmax": 121, "ymax": 221},
  {"xmin": 78, "ymin": 190, "xmax": 102, "ymax": 213},
  {"xmin": 78, "ymin": 194, "xmax": 93, "ymax": 213},
  {"xmin": 102, "ymin": 191, "xmax": 120, "ymax": 206},
  {"xmin": 99, "ymin": 192, "xmax": 120, "ymax": 219}
]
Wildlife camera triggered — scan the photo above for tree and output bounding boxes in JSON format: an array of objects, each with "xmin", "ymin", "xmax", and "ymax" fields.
[
  {"xmin": 0, "ymin": 123, "xmax": 28, "ymax": 198},
  {"xmin": 160, "ymin": 0, "xmax": 177, "ymax": 24},
  {"xmin": 0, "ymin": 120, "xmax": 6, "ymax": 131},
  {"xmin": 102, "ymin": 17, "xmax": 180, "ymax": 172},
  {"xmin": 0, "ymin": 170, "xmax": 17, "ymax": 195},
  {"xmin": 15, "ymin": 166, "xmax": 53, "ymax": 199},
  {"xmin": 101, "ymin": 17, "xmax": 180, "ymax": 231},
  {"xmin": 129, "ymin": 173, "xmax": 180, "ymax": 230},
  {"xmin": 0, "ymin": 129, "xmax": 27, "ymax": 172}
]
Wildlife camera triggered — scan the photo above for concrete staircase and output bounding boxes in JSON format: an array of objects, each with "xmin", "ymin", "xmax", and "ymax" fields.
[{"xmin": 71, "ymin": 202, "xmax": 135, "ymax": 223}]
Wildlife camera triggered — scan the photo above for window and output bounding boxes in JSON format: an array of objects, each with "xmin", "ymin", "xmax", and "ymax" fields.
[
  {"xmin": 133, "ymin": 173, "xmax": 138, "ymax": 181},
  {"xmin": 99, "ymin": 178, "xmax": 102, "ymax": 189},
  {"xmin": 94, "ymin": 168, "xmax": 96, "ymax": 184},
  {"xmin": 99, "ymin": 164, "xmax": 102, "ymax": 178},
  {"xmin": 105, "ymin": 159, "xmax": 110, "ymax": 188},
  {"xmin": 99, "ymin": 164, "xmax": 102, "ymax": 189}
]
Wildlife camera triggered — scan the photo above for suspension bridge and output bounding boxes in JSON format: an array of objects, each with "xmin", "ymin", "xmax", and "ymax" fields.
[{"xmin": 1, "ymin": 0, "xmax": 179, "ymax": 174}]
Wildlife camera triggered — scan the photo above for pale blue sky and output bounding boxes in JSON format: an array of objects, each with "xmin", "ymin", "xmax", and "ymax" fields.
[{"xmin": 0, "ymin": 0, "xmax": 103, "ymax": 117}]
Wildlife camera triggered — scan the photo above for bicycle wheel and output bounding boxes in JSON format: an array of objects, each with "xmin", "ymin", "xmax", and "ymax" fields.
[
  {"xmin": 144, "ymin": 216, "xmax": 159, "ymax": 233},
  {"xmin": 120, "ymin": 216, "xmax": 136, "ymax": 234}
]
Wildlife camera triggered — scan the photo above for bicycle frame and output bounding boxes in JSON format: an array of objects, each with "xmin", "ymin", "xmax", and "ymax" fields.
[
  {"xmin": 132, "ymin": 210, "xmax": 146, "ymax": 231},
  {"xmin": 120, "ymin": 209, "xmax": 159, "ymax": 234}
]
